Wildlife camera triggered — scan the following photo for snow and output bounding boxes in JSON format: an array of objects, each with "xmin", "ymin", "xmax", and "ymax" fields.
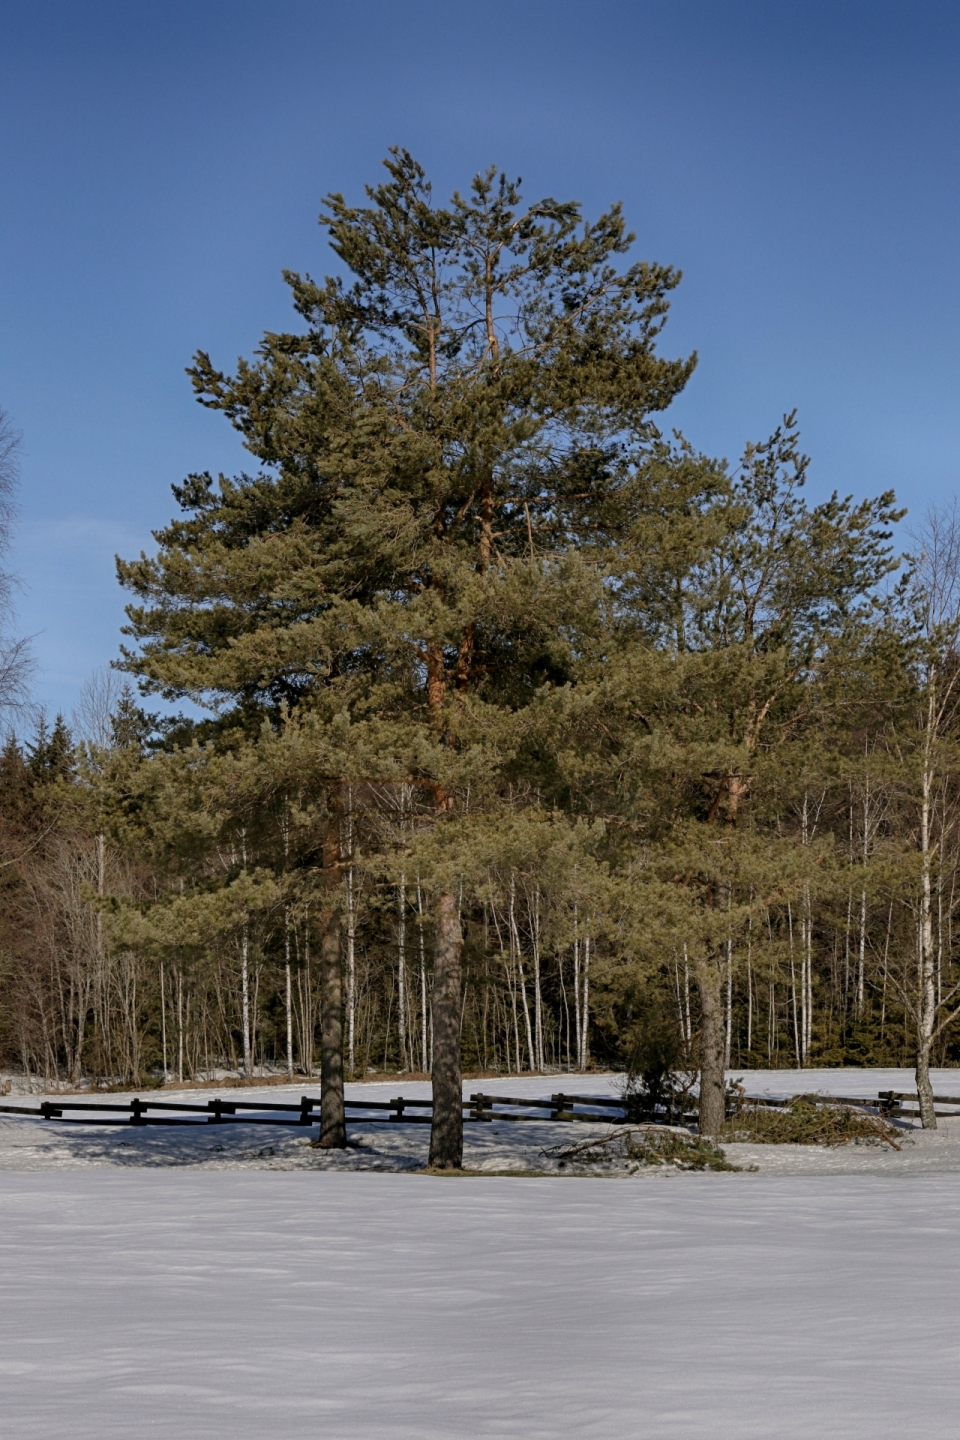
[
  {"xmin": 1, "ymin": 1066, "xmax": 958, "ymax": 1176},
  {"xmin": 2, "ymin": 1169, "xmax": 960, "ymax": 1438},
  {"xmin": 3, "ymin": 1071, "xmax": 960, "ymax": 1436},
  {"xmin": 725, "ymin": 1065, "xmax": 960, "ymax": 1100}
]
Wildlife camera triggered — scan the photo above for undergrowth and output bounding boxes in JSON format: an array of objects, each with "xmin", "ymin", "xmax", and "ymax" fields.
[
  {"xmin": 625, "ymin": 1130, "xmax": 740, "ymax": 1171},
  {"xmin": 547, "ymin": 1126, "xmax": 741, "ymax": 1172},
  {"xmin": 722, "ymin": 1094, "xmax": 901, "ymax": 1148}
]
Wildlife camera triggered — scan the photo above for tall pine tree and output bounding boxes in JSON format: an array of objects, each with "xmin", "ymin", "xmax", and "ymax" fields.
[{"xmin": 118, "ymin": 151, "xmax": 696, "ymax": 1164}]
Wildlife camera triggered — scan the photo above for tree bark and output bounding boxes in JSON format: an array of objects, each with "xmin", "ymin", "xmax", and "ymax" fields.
[
  {"xmin": 284, "ymin": 913, "xmax": 294, "ymax": 1077},
  {"xmin": 916, "ymin": 1041, "xmax": 936, "ymax": 1131},
  {"xmin": 318, "ymin": 827, "xmax": 346, "ymax": 1148},
  {"xmin": 917, "ymin": 741, "xmax": 938, "ymax": 1129},
  {"xmin": 428, "ymin": 888, "xmax": 463, "ymax": 1168},
  {"xmin": 696, "ymin": 956, "xmax": 726, "ymax": 1136}
]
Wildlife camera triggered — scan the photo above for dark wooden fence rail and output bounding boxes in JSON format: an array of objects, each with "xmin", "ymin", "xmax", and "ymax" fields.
[
  {"xmin": 0, "ymin": 1092, "xmax": 631, "ymax": 1128},
  {"xmin": 0, "ymin": 1088, "xmax": 957, "ymax": 1130},
  {"xmin": 739, "ymin": 1091, "xmax": 960, "ymax": 1120}
]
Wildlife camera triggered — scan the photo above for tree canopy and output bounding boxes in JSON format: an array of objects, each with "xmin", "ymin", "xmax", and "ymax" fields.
[{"xmin": 0, "ymin": 153, "xmax": 954, "ymax": 1145}]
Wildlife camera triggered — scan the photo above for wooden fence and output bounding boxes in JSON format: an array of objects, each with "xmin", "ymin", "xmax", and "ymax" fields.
[
  {"xmin": 0, "ymin": 1092, "xmax": 636, "ymax": 1128},
  {"xmin": 738, "ymin": 1091, "xmax": 960, "ymax": 1120},
  {"xmin": 0, "ymin": 1088, "xmax": 958, "ymax": 1130}
]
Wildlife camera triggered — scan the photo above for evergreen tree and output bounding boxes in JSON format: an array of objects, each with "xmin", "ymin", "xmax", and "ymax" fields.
[
  {"xmin": 117, "ymin": 150, "xmax": 697, "ymax": 1164},
  {"xmin": 555, "ymin": 417, "xmax": 901, "ymax": 1131}
]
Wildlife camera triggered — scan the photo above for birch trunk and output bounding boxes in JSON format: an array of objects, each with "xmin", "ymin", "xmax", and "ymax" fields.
[
  {"xmin": 746, "ymin": 917, "xmax": 753, "ymax": 1054},
  {"xmin": 160, "ymin": 961, "xmax": 168, "ymax": 1081},
  {"xmin": 573, "ymin": 907, "xmax": 582, "ymax": 1068},
  {"xmin": 802, "ymin": 887, "xmax": 813, "ymax": 1061},
  {"xmin": 683, "ymin": 945, "xmax": 692, "ymax": 1044},
  {"xmin": 580, "ymin": 935, "xmax": 590, "ymax": 1070},
  {"xmin": 508, "ymin": 874, "xmax": 534, "ymax": 1071},
  {"xmin": 176, "ymin": 967, "xmax": 184, "ymax": 1084},
  {"xmin": 788, "ymin": 903, "xmax": 801, "ymax": 1067},
  {"xmin": 284, "ymin": 930, "xmax": 294, "ymax": 1077},
  {"xmin": 724, "ymin": 937, "xmax": 733, "ymax": 1069},
  {"xmin": 346, "ymin": 858, "xmax": 356, "ymax": 1077},
  {"xmin": 397, "ymin": 873, "xmax": 408, "ymax": 1071},
  {"xmin": 558, "ymin": 948, "xmax": 570, "ymax": 1070},
  {"xmin": 339, "ymin": 795, "xmax": 357, "ymax": 1078},
  {"xmin": 917, "ymin": 735, "xmax": 938, "ymax": 1129},
  {"xmin": 857, "ymin": 890, "xmax": 866, "ymax": 1019},
  {"xmin": 417, "ymin": 880, "xmax": 428, "ymax": 1073},
  {"xmin": 240, "ymin": 927, "xmax": 251, "ymax": 1075},
  {"xmin": 530, "ymin": 887, "xmax": 544, "ymax": 1072}
]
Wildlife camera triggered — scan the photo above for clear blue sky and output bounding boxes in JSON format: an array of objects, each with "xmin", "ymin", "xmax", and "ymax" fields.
[{"xmin": 1, "ymin": 0, "xmax": 959, "ymax": 719}]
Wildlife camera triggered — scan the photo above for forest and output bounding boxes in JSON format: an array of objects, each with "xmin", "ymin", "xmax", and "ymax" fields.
[{"xmin": 1, "ymin": 151, "xmax": 958, "ymax": 1155}]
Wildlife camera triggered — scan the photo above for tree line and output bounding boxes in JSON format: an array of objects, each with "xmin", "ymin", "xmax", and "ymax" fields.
[{"xmin": 1, "ymin": 152, "xmax": 958, "ymax": 1160}]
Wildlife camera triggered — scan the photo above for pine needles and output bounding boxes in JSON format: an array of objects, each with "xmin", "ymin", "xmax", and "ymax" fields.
[
  {"xmin": 625, "ymin": 1130, "xmax": 741, "ymax": 1170},
  {"xmin": 722, "ymin": 1095, "xmax": 902, "ymax": 1149},
  {"xmin": 545, "ymin": 1125, "xmax": 741, "ymax": 1172}
]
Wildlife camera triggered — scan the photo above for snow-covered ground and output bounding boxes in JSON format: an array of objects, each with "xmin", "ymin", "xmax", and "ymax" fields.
[
  {"xmin": 4, "ymin": 1071, "xmax": 960, "ymax": 1437},
  {"xmin": 1, "ymin": 1067, "xmax": 959, "ymax": 1176},
  {"xmin": 3, "ymin": 1169, "xmax": 960, "ymax": 1438}
]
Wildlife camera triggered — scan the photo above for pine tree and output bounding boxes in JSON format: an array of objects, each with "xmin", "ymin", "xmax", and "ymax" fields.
[
  {"xmin": 117, "ymin": 150, "xmax": 699, "ymax": 1163},
  {"xmin": 562, "ymin": 417, "xmax": 901, "ymax": 1131}
]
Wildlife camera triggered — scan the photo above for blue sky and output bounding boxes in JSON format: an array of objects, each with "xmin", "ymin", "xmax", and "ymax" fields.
[{"xmin": 1, "ymin": 0, "xmax": 959, "ymax": 719}]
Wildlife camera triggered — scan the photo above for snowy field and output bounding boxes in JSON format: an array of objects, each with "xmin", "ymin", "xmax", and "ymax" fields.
[
  {"xmin": 3, "ymin": 1169, "xmax": 960, "ymax": 1438},
  {"xmin": 2, "ymin": 1066, "xmax": 960, "ymax": 1175},
  {"xmin": 4, "ymin": 1071, "xmax": 960, "ymax": 1437}
]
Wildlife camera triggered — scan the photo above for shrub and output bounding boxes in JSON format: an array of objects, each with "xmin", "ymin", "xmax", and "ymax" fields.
[{"xmin": 722, "ymin": 1094, "xmax": 901, "ymax": 1148}]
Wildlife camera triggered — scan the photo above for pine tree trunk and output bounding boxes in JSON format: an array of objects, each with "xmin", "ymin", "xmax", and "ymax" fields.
[
  {"xmin": 318, "ymin": 829, "xmax": 346, "ymax": 1148},
  {"xmin": 428, "ymin": 888, "xmax": 463, "ymax": 1169},
  {"xmin": 696, "ymin": 955, "xmax": 726, "ymax": 1136}
]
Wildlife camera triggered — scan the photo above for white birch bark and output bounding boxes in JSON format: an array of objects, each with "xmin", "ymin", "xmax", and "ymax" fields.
[
  {"xmin": 683, "ymin": 944, "xmax": 692, "ymax": 1045},
  {"xmin": 284, "ymin": 914, "xmax": 293, "ymax": 1077},
  {"xmin": 160, "ymin": 961, "xmax": 168, "ymax": 1081},
  {"xmin": 529, "ymin": 885, "xmax": 544, "ymax": 1072},
  {"xmin": 508, "ymin": 874, "xmax": 534, "ymax": 1070},
  {"xmin": 240, "ymin": 927, "xmax": 251, "ymax": 1076},
  {"xmin": 417, "ymin": 878, "xmax": 428, "ymax": 1073},
  {"xmin": 573, "ymin": 905, "xmax": 582, "ymax": 1069},
  {"xmin": 345, "ymin": 843, "xmax": 356, "ymax": 1076},
  {"xmin": 397, "ymin": 872, "xmax": 408, "ymax": 1072},
  {"xmin": 917, "ymin": 721, "xmax": 938, "ymax": 1128},
  {"xmin": 176, "ymin": 967, "xmax": 184, "ymax": 1084},
  {"xmin": 787, "ymin": 902, "xmax": 801, "ymax": 1066},
  {"xmin": 724, "ymin": 937, "xmax": 733, "ymax": 1069},
  {"xmin": 580, "ymin": 935, "xmax": 590, "ymax": 1071}
]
